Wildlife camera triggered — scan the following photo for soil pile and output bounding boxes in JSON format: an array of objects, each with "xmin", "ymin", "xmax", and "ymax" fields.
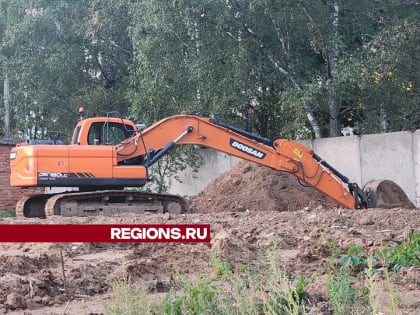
[{"xmin": 190, "ymin": 160, "xmax": 339, "ymax": 213}]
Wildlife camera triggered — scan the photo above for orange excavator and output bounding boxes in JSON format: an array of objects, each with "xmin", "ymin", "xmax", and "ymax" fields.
[{"xmin": 10, "ymin": 109, "xmax": 414, "ymax": 218}]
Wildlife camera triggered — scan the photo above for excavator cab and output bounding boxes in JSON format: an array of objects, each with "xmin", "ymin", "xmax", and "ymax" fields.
[
  {"xmin": 71, "ymin": 116, "xmax": 137, "ymax": 146},
  {"xmin": 86, "ymin": 121, "xmax": 135, "ymax": 145}
]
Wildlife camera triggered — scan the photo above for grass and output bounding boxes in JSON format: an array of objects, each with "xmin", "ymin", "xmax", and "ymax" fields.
[
  {"xmin": 0, "ymin": 209, "xmax": 16, "ymax": 218},
  {"xmin": 326, "ymin": 267, "xmax": 359, "ymax": 315},
  {"xmin": 379, "ymin": 229, "xmax": 420, "ymax": 271},
  {"xmin": 325, "ymin": 230, "xmax": 420, "ymax": 315},
  {"xmin": 104, "ymin": 281, "xmax": 156, "ymax": 315},
  {"xmin": 104, "ymin": 245, "xmax": 308, "ymax": 315},
  {"xmin": 104, "ymin": 232, "xmax": 420, "ymax": 314}
]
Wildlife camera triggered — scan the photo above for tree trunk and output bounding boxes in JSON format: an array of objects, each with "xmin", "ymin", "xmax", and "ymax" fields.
[
  {"xmin": 3, "ymin": 76, "xmax": 11, "ymax": 138},
  {"xmin": 327, "ymin": 2, "xmax": 341, "ymax": 137},
  {"xmin": 303, "ymin": 100, "xmax": 322, "ymax": 138},
  {"xmin": 193, "ymin": 20, "xmax": 203, "ymax": 108},
  {"xmin": 328, "ymin": 81, "xmax": 340, "ymax": 137},
  {"xmin": 266, "ymin": 53, "xmax": 322, "ymax": 138},
  {"xmin": 380, "ymin": 103, "xmax": 388, "ymax": 132}
]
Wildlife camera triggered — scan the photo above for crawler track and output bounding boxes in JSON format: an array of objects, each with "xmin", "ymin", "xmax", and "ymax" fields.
[{"xmin": 16, "ymin": 190, "xmax": 188, "ymax": 218}]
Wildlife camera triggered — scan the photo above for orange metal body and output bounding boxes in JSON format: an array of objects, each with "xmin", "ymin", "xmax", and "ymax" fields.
[{"xmin": 10, "ymin": 115, "xmax": 357, "ymax": 209}]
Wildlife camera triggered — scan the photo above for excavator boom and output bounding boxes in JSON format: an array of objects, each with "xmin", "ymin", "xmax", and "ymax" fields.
[{"xmin": 115, "ymin": 115, "xmax": 366, "ymax": 209}]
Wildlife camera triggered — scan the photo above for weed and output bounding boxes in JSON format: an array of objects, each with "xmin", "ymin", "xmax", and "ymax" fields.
[
  {"xmin": 347, "ymin": 245, "xmax": 363, "ymax": 255},
  {"xmin": 0, "ymin": 209, "xmax": 16, "ymax": 218},
  {"xmin": 105, "ymin": 244, "xmax": 310, "ymax": 315},
  {"xmin": 363, "ymin": 257, "xmax": 379, "ymax": 314},
  {"xmin": 104, "ymin": 280, "xmax": 157, "ymax": 315},
  {"xmin": 340, "ymin": 246, "xmax": 375, "ymax": 274},
  {"xmin": 326, "ymin": 267, "xmax": 358, "ymax": 315},
  {"xmin": 378, "ymin": 230, "xmax": 420, "ymax": 272},
  {"xmin": 260, "ymin": 244, "xmax": 307, "ymax": 315},
  {"xmin": 167, "ymin": 279, "xmax": 219, "ymax": 315},
  {"xmin": 211, "ymin": 253, "xmax": 233, "ymax": 279},
  {"xmin": 383, "ymin": 262, "xmax": 402, "ymax": 314}
]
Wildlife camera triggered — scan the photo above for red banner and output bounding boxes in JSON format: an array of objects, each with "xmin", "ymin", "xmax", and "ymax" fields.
[{"xmin": 0, "ymin": 224, "xmax": 211, "ymax": 243}]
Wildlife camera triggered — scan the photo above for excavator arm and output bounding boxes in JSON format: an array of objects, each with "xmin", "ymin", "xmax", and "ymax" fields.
[{"xmin": 114, "ymin": 115, "xmax": 372, "ymax": 209}]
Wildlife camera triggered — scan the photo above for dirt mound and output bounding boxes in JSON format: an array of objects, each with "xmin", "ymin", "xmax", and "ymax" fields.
[{"xmin": 190, "ymin": 161, "xmax": 339, "ymax": 213}]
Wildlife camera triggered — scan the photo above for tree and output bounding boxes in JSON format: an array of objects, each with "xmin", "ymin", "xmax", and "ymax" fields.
[
  {"xmin": 0, "ymin": 0, "xmax": 22, "ymax": 138},
  {"xmin": 1, "ymin": 0, "xmax": 137, "ymax": 140},
  {"xmin": 2, "ymin": 0, "xmax": 418, "ymax": 143},
  {"xmin": 0, "ymin": 0, "xmax": 90, "ymax": 139},
  {"xmin": 79, "ymin": 0, "xmax": 135, "ymax": 117},
  {"xmin": 334, "ymin": 1, "xmax": 419, "ymax": 134}
]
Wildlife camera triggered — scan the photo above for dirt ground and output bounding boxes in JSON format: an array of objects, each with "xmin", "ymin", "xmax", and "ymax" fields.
[{"xmin": 0, "ymin": 161, "xmax": 419, "ymax": 314}]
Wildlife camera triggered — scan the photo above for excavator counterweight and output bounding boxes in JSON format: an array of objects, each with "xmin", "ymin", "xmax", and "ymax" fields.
[{"xmin": 9, "ymin": 112, "xmax": 415, "ymax": 218}]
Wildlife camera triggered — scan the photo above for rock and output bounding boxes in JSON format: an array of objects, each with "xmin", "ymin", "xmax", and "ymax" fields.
[
  {"xmin": 32, "ymin": 296, "xmax": 42, "ymax": 304},
  {"xmin": 211, "ymin": 230, "xmax": 230, "ymax": 250},
  {"xmin": 5, "ymin": 293, "xmax": 26, "ymax": 310},
  {"xmin": 41, "ymin": 296, "xmax": 52, "ymax": 305},
  {"xmin": 360, "ymin": 217, "xmax": 374, "ymax": 225}
]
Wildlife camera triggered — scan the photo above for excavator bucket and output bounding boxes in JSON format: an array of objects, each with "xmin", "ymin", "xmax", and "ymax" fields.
[{"xmin": 363, "ymin": 180, "xmax": 415, "ymax": 209}]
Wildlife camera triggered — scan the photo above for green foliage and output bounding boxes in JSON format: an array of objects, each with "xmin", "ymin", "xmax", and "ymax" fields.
[
  {"xmin": 105, "ymin": 237, "xmax": 420, "ymax": 315},
  {"xmin": 164, "ymin": 279, "xmax": 218, "ymax": 315},
  {"xmin": 293, "ymin": 275, "xmax": 310, "ymax": 305},
  {"xmin": 334, "ymin": 232, "xmax": 420, "ymax": 274},
  {"xmin": 324, "ymin": 232, "xmax": 420, "ymax": 314},
  {"xmin": 326, "ymin": 267, "xmax": 361, "ymax": 315},
  {"xmin": 325, "ymin": 243, "xmax": 369, "ymax": 313},
  {"xmin": 104, "ymin": 280, "xmax": 159, "ymax": 315},
  {"xmin": 362, "ymin": 257, "xmax": 380, "ymax": 314},
  {"xmin": 261, "ymin": 245, "xmax": 307, "ymax": 315},
  {"xmin": 378, "ymin": 230, "xmax": 420, "ymax": 272},
  {"xmin": 0, "ymin": 209, "xmax": 16, "ymax": 218},
  {"xmin": 106, "ymin": 245, "xmax": 309, "ymax": 315},
  {"xmin": 146, "ymin": 145, "xmax": 203, "ymax": 194},
  {"xmin": 2, "ymin": 0, "xmax": 419, "ymax": 140},
  {"xmin": 335, "ymin": 19, "xmax": 420, "ymax": 134},
  {"xmin": 340, "ymin": 245, "xmax": 375, "ymax": 274},
  {"xmin": 211, "ymin": 254, "xmax": 233, "ymax": 280}
]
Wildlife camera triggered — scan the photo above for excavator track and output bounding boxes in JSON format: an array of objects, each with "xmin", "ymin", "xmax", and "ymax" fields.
[
  {"xmin": 16, "ymin": 190, "xmax": 188, "ymax": 219},
  {"xmin": 16, "ymin": 194, "xmax": 54, "ymax": 219}
]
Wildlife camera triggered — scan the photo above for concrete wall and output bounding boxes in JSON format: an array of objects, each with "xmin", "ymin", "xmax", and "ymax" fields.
[
  {"xmin": 413, "ymin": 130, "xmax": 420, "ymax": 206},
  {"xmin": 170, "ymin": 149, "xmax": 241, "ymax": 196},
  {"xmin": 360, "ymin": 132, "xmax": 415, "ymax": 204},
  {"xmin": 2, "ymin": 129, "xmax": 419, "ymax": 209},
  {"xmin": 168, "ymin": 130, "xmax": 420, "ymax": 207}
]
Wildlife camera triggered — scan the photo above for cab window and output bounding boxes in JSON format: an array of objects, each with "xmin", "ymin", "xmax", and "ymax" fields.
[
  {"xmin": 71, "ymin": 126, "xmax": 82, "ymax": 144},
  {"xmin": 88, "ymin": 122, "xmax": 135, "ymax": 145}
]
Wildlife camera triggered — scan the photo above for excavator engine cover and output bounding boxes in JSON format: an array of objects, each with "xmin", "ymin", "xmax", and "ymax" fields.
[{"xmin": 363, "ymin": 180, "xmax": 415, "ymax": 209}]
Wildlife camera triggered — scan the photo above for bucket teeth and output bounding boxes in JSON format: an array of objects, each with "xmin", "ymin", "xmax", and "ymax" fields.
[{"xmin": 363, "ymin": 180, "xmax": 415, "ymax": 209}]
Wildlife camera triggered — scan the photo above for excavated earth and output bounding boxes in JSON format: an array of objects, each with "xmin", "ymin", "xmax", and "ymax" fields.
[{"xmin": 0, "ymin": 161, "xmax": 419, "ymax": 314}]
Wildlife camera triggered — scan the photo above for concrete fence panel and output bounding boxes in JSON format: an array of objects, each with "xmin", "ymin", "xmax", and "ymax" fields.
[
  {"xmin": 3, "ymin": 129, "xmax": 419, "ymax": 210},
  {"xmin": 313, "ymin": 135, "xmax": 362, "ymax": 185},
  {"xmin": 169, "ymin": 148, "xmax": 241, "ymax": 196},
  {"xmin": 413, "ymin": 130, "xmax": 420, "ymax": 206},
  {"xmin": 168, "ymin": 130, "xmax": 420, "ymax": 207},
  {"xmin": 360, "ymin": 131, "xmax": 415, "ymax": 203}
]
